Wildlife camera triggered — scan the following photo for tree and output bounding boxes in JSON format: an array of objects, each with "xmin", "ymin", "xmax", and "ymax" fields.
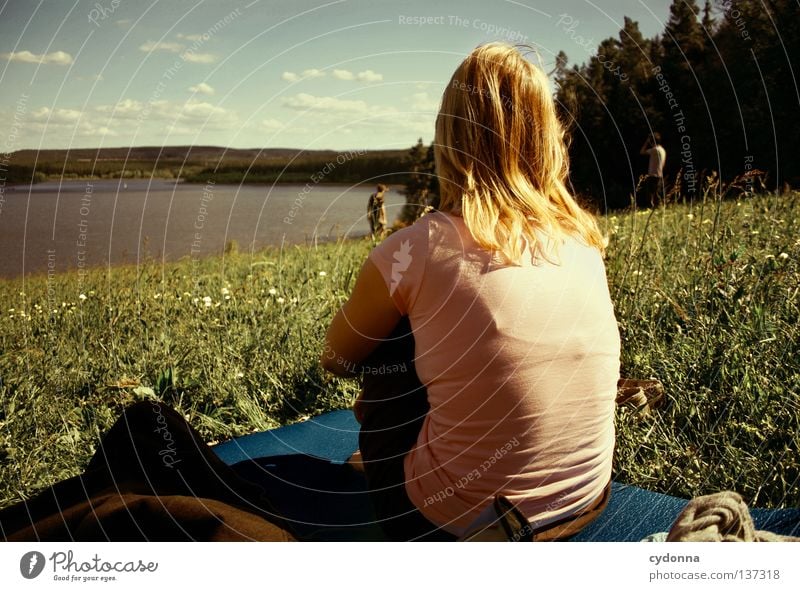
[{"xmin": 400, "ymin": 138, "xmax": 432, "ymax": 224}]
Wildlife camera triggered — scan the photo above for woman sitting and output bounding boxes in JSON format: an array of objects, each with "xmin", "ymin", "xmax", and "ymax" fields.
[{"xmin": 322, "ymin": 43, "xmax": 620, "ymax": 541}]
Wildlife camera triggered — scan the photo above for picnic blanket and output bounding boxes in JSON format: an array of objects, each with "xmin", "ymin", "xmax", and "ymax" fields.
[{"xmin": 2, "ymin": 403, "xmax": 799, "ymax": 541}]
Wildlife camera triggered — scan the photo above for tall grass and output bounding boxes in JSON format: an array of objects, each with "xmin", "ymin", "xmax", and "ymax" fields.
[{"xmin": 1, "ymin": 191, "xmax": 798, "ymax": 511}]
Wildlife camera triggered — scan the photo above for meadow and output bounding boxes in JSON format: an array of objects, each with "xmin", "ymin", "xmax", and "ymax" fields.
[{"xmin": 0, "ymin": 190, "xmax": 798, "ymax": 511}]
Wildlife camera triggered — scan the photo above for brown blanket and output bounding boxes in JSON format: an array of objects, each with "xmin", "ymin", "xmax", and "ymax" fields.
[{"xmin": 0, "ymin": 402, "xmax": 293, "ymax": 541}]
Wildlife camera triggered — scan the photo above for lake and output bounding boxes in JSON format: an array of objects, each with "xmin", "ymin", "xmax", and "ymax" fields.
[{"xmin": 0, "ymin": 179, "xmax": 406, "ymax": 278}]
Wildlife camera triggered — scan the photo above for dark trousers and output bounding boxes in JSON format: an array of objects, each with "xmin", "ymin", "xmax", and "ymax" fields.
[
  {"xmin": 637, "ymin": 175, "xmax": 666, "ymax": 208},
  {"xmin": 357, "ymin": 317, "xmax": 456, "ymax": 541}
]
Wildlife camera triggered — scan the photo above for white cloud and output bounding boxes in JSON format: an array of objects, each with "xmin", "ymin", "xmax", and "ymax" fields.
[
  {"xmin": 332, "ymin": 69, "xmax": 355, "ymax": 81},
  {"xmin": 280, "ymin": 93, "xmax": 435, "ymax": 141},
  {"xmin": 302, "ymin": 68, "xmax": 325, "ymax": 78},
  {"xmin": 27, "ymin": 107, "xmax": 118, "ymax": 138},
  {"xmin": 92, "ymin": 98, "xmax": 236, "ymax": 130},
  {"xmin": 188, "ymin": 82, "xmax": 215, "ymax": 95},
  {"xmin": 30, "ymin": 107, "xmax": 82, "ymax": 124},
  {"xmin": 282, "ymin": 69, "xmax": 327, "ymax": 82},
  {"xmin": 181, "ymin": 51, "xmax": 217, "ymax": 64},
  {"xmin": 282, "ymin": 93, "xmax": 371, "ymax": 114},
  {"xmin": 1, "ymin": 50, "xmax": 73, "ymax": 65},
  {"xmin": 356, "ymin": 69, "xmax": 383, "ymax": 82},
  {"xmin": 410, "ymin": 92, "xmax": 439, "ymax": 112},
  {"xmin": 261, "ymin": 118, "xmax": 285, "ymax": 131},
  {"xmin": 332, "ymin": 68, "xmax": 383, "ymax": 82},
  {"xmin": 139, "ymin": 40, "xmax": 184, "ymax": 53},
  {"xmin": 95, "ymin": 99, "xmax": 144, "ymax": 117},
  {"xmin": 177, "ymin": 33, "xmax": 205, "ymax": 41}
]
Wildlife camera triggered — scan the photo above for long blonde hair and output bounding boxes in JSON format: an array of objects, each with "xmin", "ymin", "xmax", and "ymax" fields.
[{"xmin": 434, "ymin": 43, "xmax": 604, "ymax": 262}]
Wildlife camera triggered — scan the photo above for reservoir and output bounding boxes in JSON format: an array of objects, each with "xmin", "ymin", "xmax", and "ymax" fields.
[{"xmin": 0, "ymin": 179, "xmax": 405, "ymax": 278}]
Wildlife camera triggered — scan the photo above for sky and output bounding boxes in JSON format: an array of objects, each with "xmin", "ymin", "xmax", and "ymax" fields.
[{"xmin": 0, "ymin": 0, "xmax": 675, "ymax": 152}]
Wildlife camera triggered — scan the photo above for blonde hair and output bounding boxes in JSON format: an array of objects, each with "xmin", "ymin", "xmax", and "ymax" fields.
[{"xmin": 434, "ymin": 43, "xmax": 605, "ymax": 262}]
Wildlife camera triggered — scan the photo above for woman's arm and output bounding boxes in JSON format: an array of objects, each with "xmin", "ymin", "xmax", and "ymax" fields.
[{"xmin": 321, "ymin": 258, "xmax": 402, "ymax": 377}]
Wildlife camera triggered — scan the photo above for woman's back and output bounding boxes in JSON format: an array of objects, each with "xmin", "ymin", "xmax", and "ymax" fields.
[{"xmin": 369, "ymin": 211, "xmax": 620, "ymax": 533}]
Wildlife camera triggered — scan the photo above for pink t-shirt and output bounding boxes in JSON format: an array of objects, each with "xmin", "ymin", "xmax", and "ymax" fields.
[{"xmin": 368, "ymin": 212, "xmax": 620, "ymax": 534}]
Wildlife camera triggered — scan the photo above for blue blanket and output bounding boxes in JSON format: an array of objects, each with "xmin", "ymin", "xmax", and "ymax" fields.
[{"xmin": 213, "ymin": 410, "xmax": 800, "ymax": 541}]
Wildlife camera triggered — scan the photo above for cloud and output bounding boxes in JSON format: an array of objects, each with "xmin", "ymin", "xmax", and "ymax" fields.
[
  {"xmin": 30, "ymin": 107, "xmax": 82, "ymax": 124},
  {"xmin": 95, "ymin": 98, "xmax": 144, "ymax": 117},
  {"xmin": 282, "ymin": 93, "xmax": 371, "ymax": 114},
  {"xmin": 139, "ymin": 40, "xmax": 184, "ymax": 53},
  {"xmin": 280, "ymin": 93, "xmax": 435, "ymax": 139},
  {"xmin": 188, "ymin": 82, "xmax": 215, "ymax": 95},
  {"xmin": 261, "ymin": 118, "xmax": 285, "ymax": 131},
  {"xmin": 27, "ymin": 107, "xmax": 117, "ymax": 137},
  {"xmin": 177, "ymin": 33, "xmax": 205, "ymax": 41},
  {"xmin": 331, "ymin": 69, "xmax": 383, "ymax": 82},
  {"xmin": 282, "ymin": 68, "xmax": 327, "ymax": 82},
  {"xmin": 180, "ymin": 52, "xmax": 217, "ymax": 64},
  {"xmin": 0, "ymin": 50, "xmax": 73, "ymax": 65},
  {"xmin": 302, "ymin": 68, "xmax": 325, "ymax": 79},
  {"xmin": 410, "ymin": 92, "xmax": 439, "ymax": 112},
  {"xmin": 332, "ymin": 69, "xmax": 355, "ymax": 81},
  {"xmin": 356, "ymin": 69, "xmax": 383, "ymax": 82},
  {"xmin": 93, "ymin": 98, "xmax": 236, "ymax": 130}
]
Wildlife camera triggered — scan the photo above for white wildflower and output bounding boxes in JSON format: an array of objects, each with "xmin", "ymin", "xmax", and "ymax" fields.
[
  {"xmin": 318, "ymin": 271, "xmax": 327, "ymax": 277},
  {"xmin": 268, "ymin": 288, "xmax": 277, "ymax": 295},
  {"xmin": 221, "ymin": 287, "xmax": 230, "ymax": 296},
  {"xmin": 778, "ymin": 252, "xmax": 789, "ymax": 260},
  {"xmin": 203, "ymin": 296, "xmax": 212, "ymax": 307},
  {"xmin": 276, "ymin": 297, "xmax": 285, "ymax": 304},
  {"xmin": 79, "ymin": 294, "xmax": 87, "ymax": 301}
]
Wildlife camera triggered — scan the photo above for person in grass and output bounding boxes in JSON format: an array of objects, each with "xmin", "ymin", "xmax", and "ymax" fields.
[
  {"xmin": 639, "ymin": 132, "xmax": 667, "ymax": 208},
  {"xmin": 322, "ymin": 43, "xmax": 620, "ymax": 541},
  {"xmin": 367, "ymin": 184, "xmax": 388, "ymax": 237}
]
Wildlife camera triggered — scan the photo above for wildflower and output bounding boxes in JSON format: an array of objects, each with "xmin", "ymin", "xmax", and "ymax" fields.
[
  {"xmin": 153, "ymin": 293, "xmax": 162, "ymax": 299},
  {"xmin": 318, "ymin": 271, "xmax": 327, "ymax": 277},
  {"xmin": 192, "ymin": 298, "xmax": 199, "ymax": 304},
  {"xmin": 236, "ymin": 372, "xmax": 244, "ymax": 379},
  {"xmin": 203, "ymin": 296, "xmax": 212, "ymax": 307},
  {"xmin": 268, "ymin": 288, "xmax": 277, "ymax": 295},
  {"xmin": 291, "ymin": 297, "xmax": 298, "ymax": 304},
  {"xmin": 276, "ymin": 297, "xmax": 285, "ymax": 304},
  {"xmin": 8, "ymin": 308, "xmax": 14, "ymax": 313},
  {"xmin": 778, "ymin": 252, "xmax": 789, "ymax": 260},
  {"xmin": 686, "ymin": 213, "xmax": 694, "ymax": 220},
  {"xmin": 221, "ymin": 287, "xmax": 230, "ymax": 296},
  {"xmin": 79, "ymin": 294, "xmax": 87, "ymax": 301}
]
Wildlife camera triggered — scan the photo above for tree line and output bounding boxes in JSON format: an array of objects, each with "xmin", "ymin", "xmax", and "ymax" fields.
[{"xmin": 553, "ymin": 0, "xmax": 798, "ymax": 210}]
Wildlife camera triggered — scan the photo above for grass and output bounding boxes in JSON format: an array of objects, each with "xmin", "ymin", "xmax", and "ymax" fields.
[{"xmin": 1, "ymin": 190, "xmax": 798, "ymax": 512}]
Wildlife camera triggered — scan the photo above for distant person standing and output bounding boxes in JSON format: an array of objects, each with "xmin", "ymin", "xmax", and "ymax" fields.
[
  {"xmin": 639, "ymin": 133, "xmax": 666, "ymax": 208},
  {"xmin": 367, "ymin": 184, "xmax": 388, "ymax": 237}
]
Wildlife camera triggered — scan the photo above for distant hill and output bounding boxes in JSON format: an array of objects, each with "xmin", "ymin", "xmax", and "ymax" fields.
[{"xmin": 5, "ymin": 145, "xmax": 411, "ymax": 185}]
